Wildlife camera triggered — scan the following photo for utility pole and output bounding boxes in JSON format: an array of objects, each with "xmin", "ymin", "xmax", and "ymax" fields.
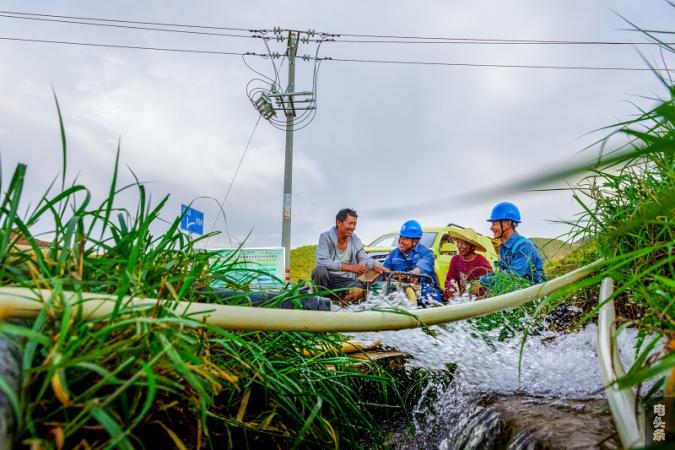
[
  {"xmin": 248, "ymin": 29, "xmax": 319, "ymax": 281},
  {"xmin": 280, "ymin": 31, "xmax": 299, "ymax": 281}
]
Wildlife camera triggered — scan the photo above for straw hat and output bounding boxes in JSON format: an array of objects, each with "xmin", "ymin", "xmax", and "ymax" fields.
[{"xmin": 447, "ymin": 227, "xmax": 487, "ymax": 253}]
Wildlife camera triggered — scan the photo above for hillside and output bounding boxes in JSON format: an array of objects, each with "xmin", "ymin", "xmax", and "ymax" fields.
[
  {"xmin": 290, "ymin": 245, "xmax": 317, "ymax": 283},
  {"xmin": 530, "ymin": 237, "xmax": 579, "ymax": 263}
]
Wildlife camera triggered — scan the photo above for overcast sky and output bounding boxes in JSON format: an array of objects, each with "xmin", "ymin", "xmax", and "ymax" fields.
[{"xmin": 2, "ymin": 1, "xmax": 674, "ymax": 251}]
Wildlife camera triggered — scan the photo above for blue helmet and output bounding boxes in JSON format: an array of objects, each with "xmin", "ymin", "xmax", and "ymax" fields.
[
  {"xmin": 487, "ymin": 202, "xmax": 521, "ymax": 223},
  {"xmin": 400, "ymin": 220, "xmax": 423, "ymax": 239}
]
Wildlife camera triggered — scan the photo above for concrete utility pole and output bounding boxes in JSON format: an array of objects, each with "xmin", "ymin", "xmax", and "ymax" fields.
[
  {"xmin": 281, "ymin": 31, "xmax": 299, "ymax": 281},
  {"xmin": 248, "ymin": 28, "xmax": 319, "ymax": 281}
]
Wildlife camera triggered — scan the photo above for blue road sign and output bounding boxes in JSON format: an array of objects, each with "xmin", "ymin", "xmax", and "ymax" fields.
[{"xmin": 180, "ymin": 204, "xmax": 204, "ymax": 235}]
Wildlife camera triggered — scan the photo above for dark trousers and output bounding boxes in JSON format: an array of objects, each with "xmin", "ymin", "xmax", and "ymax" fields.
[
  {"xmin": 311, "ymin": 266, "xmax": 365, "ymax": 294},
  {"xmin": 209, "ymin": 288, "xmax": 331, "ymax": 311}
]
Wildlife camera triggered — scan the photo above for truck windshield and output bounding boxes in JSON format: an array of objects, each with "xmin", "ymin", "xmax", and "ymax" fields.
[
  {"xmin": 369, "ymin": 234, "xmax": 398, "ymax": 247},
  {"xmin": 369, "ymin": 232, "xmax": 437, "ymax": 248},
  {"xmin": 419, "ymin": 232, "xmax": 437, "ymax": 248}
]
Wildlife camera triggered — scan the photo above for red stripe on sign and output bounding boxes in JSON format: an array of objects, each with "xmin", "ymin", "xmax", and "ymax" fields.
[{"xmin": 285, "ymin": 268, "xmax": 290, "ymax": 281}]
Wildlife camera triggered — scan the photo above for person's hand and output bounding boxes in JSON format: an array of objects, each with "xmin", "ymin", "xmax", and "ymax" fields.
[
  {"xmin": 351, "ymin": 263, "xmax": 366, "ymax": 274},
  {"xmin": 470, "ymin": 284, "xmax": 482, "ymax": 297},
  {"xmin": 373, "ymin": 264, "xmax": 387, "ymax": 274}
]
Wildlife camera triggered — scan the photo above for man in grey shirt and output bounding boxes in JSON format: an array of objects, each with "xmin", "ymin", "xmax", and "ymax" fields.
[{"xmin": 311, "ymin": 208, "xmax": 385, "ymax": 303}]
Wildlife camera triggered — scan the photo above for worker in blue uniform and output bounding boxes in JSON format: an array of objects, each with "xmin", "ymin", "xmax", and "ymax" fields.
[
  {"xmin": 479, "ymin": 202, "xmax": 546, "ymax": 293},
  {"xmin": 383, "ymin": 220, "xmax": 443, "ymax": 301}
]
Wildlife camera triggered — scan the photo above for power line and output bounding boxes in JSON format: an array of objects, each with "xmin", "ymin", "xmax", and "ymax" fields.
[
  {"xmin": 261, "ymin": 33, "xmax": 282, "ymax": 84},
  {"xmin": 0, "ymin": 9, "xmax": 258, "ymax": 32},
  {"xmin": 242, "ymin": 55, "xmax": 277, "ymax": 84},
  {"xmin": 220, "ymin": 114, "xmax": 262, "ymax": 209},
  {"xmin": 319, "ymin": 56, "xmax": 673, "ymax": 72},
  {"xmin": 0, "ymin": 36, "xmax": 264, "ymax": 57},
  {"xmin": 245, "ymin": 34, "xmax": 326, "ymax": 132},
  {"xmin": 1, "ymin": 35, "xmax": 671, "ymax": 72},
  {"xmin": 328, "ymin": 37, "xmax": 675, "ymax": 45},
  {"xmin": 0, "ymin": 12, "xmax": 263, "ymax": 39},
  {"xmin": 205, "ymin": 115, "xmax": 262, "ymax": 247},
  {"xmin": 2, "ymin": 9, "xmax": 672, "ymax": 47},
  {"xmin": 325, "ymin": 30, "xmax": 673, "ymax": 44}
]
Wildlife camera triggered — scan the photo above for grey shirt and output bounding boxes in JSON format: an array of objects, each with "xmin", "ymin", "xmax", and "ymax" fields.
[{"xmin": 315, "ymin": 226, "xmax": 376, "ymax": 279}]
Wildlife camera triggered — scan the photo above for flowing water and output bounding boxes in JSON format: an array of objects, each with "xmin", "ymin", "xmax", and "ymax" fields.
[{"xmin": 337, "ymin": 291, "xmax": 647, "ymax": 449}]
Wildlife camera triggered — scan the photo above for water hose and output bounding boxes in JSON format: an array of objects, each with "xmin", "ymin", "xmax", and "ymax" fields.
[
  {"xmin": 403, "ymin": 286, "xmax": 418, "ymax": 304},
  {"xmin": 0, "ymin": 260, "xmax": 604, "ymax": 332},
  {"xmin": 596, "ymin": 277, "xmax": 644, "ymax": 448}
]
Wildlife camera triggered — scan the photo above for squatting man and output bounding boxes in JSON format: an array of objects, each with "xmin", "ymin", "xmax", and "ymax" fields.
[{"xmin": 311, "ymin": 208, "xmax": 385, "ymax": 303}]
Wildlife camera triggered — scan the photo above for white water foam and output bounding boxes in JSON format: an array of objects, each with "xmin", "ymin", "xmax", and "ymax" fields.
[
  {"xmin": 341, "ymin": 291, "xmax": 645, "ymax": 399},
  {"xmin": 340, "ymin": 291, "xmax": 661, "ymax": 448}
]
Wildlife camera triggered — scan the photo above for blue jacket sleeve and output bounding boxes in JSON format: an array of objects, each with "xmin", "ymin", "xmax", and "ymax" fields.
[
  {"xmin": 383, "ymin": 250, "xmax": 394, "ymax": 271},
  {"xmin": 416, "ymin": 248, "xmax": 436, "ymax": 276},
  {"xmin": 480, "ymin": 273, "xmax": 495, "ymax": 286}
]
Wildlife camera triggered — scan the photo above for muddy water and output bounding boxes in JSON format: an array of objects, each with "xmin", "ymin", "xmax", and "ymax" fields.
[{"xmin": 339, "ymin": 292, "xmax": 642, "ymax": 449}]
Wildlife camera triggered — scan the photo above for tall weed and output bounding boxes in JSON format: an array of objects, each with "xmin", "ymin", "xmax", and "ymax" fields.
[{"xmin": 0, "ymin": 106, "xmax": 400, "ymax": 448}]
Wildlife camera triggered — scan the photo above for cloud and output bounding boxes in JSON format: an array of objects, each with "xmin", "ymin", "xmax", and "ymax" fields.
[{"xmin": 1, "ymin": 0, "xmax": 673, "ymax": 250}]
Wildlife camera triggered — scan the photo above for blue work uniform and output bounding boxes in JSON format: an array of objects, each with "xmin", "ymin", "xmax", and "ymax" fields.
[
  {"xmin": 383, "ymin": 243, "xmax": 442, "ymax": 300},
  {"xmin": 480, "ymin": 232, "xmax": 546, "ymax": 289}
]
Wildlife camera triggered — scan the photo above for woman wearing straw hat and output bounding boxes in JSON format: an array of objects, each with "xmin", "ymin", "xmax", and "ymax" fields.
[{"xmin": 443, "ymin": 228, "xmax": 493, "ymax": 300}]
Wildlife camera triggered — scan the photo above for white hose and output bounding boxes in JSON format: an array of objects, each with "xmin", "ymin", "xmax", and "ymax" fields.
[
  {"xmin": 0, "ymin": 260, "xmax": 603, "ymax": 332},
  {"xmin": 596, "ymin": 277, "xmax": 644, "ymax": 448}
]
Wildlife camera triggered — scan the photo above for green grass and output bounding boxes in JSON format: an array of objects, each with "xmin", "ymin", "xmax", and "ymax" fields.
[
  {"xmin": 564, "ymin": 88, "xmax": 675, "ymax": 393},
  {"xmin": 535, "ymin": 24, "xmax": 675, "ymax": 396},
  {"xmin": 0, "ymin": 100, "xmax": 402, "ymax": 449}
]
